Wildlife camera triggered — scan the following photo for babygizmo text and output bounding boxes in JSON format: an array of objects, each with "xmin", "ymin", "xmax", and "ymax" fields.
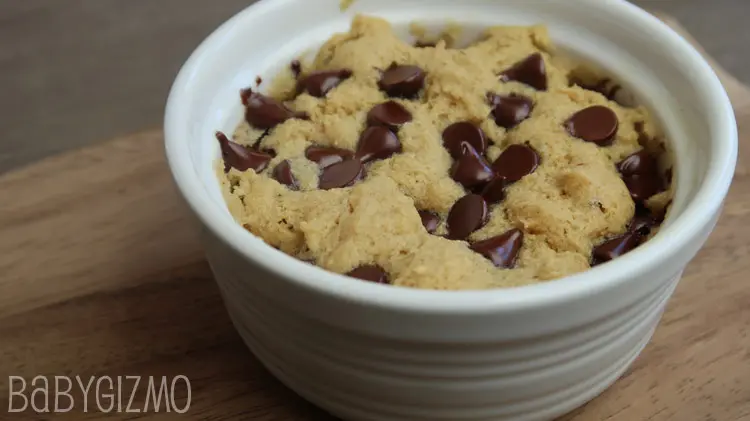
[{"xmin": 7, "ymin": 375, "xmax": 191, "ymax": 413}]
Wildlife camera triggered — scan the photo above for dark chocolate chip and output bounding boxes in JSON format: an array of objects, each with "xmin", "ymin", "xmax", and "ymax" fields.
[
  {"xmin": 499, "ymin": 53, "xmax": 547, "ymax": 91},
  {"xmin": 450, "ymin": 142, "xmax": 495, "ymax": 189},
  {"xmin": 629, "ymin": 214, "xmax": 655, "ymax": 237},
  {"xmin": 356, "ymin": 126, "xmax": 402, "ymax": 163},
  {"xmin": 488, "ymin": 93, "xmax": 533, "ymax": 129},
  {"xmin": 347, "ymin": 265, "xmax": 390, "ymax": 284},
  {"xmin": 592, "ymin": 232, "xmax": 640, "ymax": 265},
  {"xmin": 446, "ymin": 194, "xmax": 489, "ymax": 240},
  {"xmin": 297, "ymin": 69, "xmax": 352, "ymax": 97},
  {"xmin": 272, "ymin": 160, "xmax": 298, "ymax": 189},
  {"xmin": 418, "ymin": 210, "xmax": 440, "ymax": 234},
  {"xmin": 442, "ymin": 122, "xmax": 487, "ymax": 159},
  {"xmin": 378, "ymin": 64, "xmax": 426, "ymax": 99},
  {"xmin": 623, "ymin": 174, "xmax": 663, "ymax": 203},
  {"xmin": 572, "ymin": 77, "xmax": 622, "ymax": 102},
  {"xmin": 216, "ymin": 131, "xmax": 272, "ymax": 173},
  {"xmin": 414, "ymin": 40, "xmax": 436, "ymax": 48},
  {"xmin": 244, "ymin": 91, "xmax": 297, "ymax": 129},
  {"xmin": 480, "ymin": 176, "xmax": 509, "ymax": 204},
  {"xmin": 366, "ymin": 101, "xmax": 412, "ymax": 131},
  {"xmin": 565, "ymin": 105, "xmax": 619, "ymax": 146},
  {"xmin": 290, "ymin": 60, "xmax": 302, "ymax": 78},
  {"xmin": 491, "ymin": 144, "xmax": 540, "ymax": 183},
  {"xmin": 469, "ymin": 228, "xmax": 523, "ymax": 268},
  {"xmin": 617, "ymin": 150, "xmax": 657, "ymax": 177},
  {"xmin": 319, "ymin": 158, "xmax": 365, "ymax": 190},
  {"xmin": 305, "ymin": 146, "xmax": 354, "ymax": 168}
]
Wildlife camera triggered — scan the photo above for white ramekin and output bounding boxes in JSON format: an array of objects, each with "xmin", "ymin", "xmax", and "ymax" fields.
[{"xmin": 164, "ymin": 1, "xmax": 737, "ymax": 420}]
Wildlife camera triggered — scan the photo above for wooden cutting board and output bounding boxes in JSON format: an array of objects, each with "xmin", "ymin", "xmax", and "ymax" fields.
[{"xmin": 1, "ymin": 16, "xmax": 749, "ymax": 421}]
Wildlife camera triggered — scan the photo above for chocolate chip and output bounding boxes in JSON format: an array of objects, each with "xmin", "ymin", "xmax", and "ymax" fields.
[
  {"xmin": 366, "ymin": 101, "xmax": 412, "ymax": 131},
  {"xmin": 418, "ymin": 210, "xmax": 440, "ymax": 234},
  {"xmin": 499, "ymin": 53, "xmax": 547, "ymax": 91},
  {"xmin": 629, "ymin": 214, "xmax": 655, "ymax": 237},
  {"xmin": 592, "ymin": 232, "xmax": 640, "ymax": 265},
  {"xmin": 491, "ymin": 144, "xmax": 539, "ymax": 183},
  {"xmin": 488, "ymin": 93, "xmax": 533, "ymax": 129},
  {"xmin": 290, "ymin": 60, "xmax": 302, "ymax": 78},
  {"xmin": 480, "ymin": 176, "xmax": 509, "ymax": 204},
  {"xmin": 297, "ymin": 69, "xmax": 352, "ymax": 97},
  {"xmin": 616, "ymin": 149, "xmax": 666, "ymax": 203},
  {"xmin": 272, "ymin": 160, "xmax": 298, "ymax": 189},
  {"xmin": 450, "ymin": 142, "xmax": 495, "ymax": 189},
  {"xmin": 356, "ymin": 126, "xmax": 402, "ymax": 163},
  {"xmin": 572, "ymin": 77, "xmax": 622, "ymax": 102},
  {"xmin": 244, "ymin": 91, "xmax": 297, "ymax": 129},
  {"xmin": 470, "ymin": 228, "xmax": 523, "ymax": 268},
  {"xmin": 378, "ymin": 64, "xmax": 426, "ymax": 99},
  {"xmin": 305, "ymin": 146, "xmax": 354, "ymax": 168},
  {"xmin": 617, "ymin": 150, "xmax": 657, "ymax": 177},
  {"xmin": 318, "ymin": 158, "xmax": 365, "ymax": 190},
  {"xmin": 216, "ymin": 131, "xmax": 272, "ymax": 173},
  {"xmin": 446, "ymin": 194, "xmax": 489, "ymax": 240},
  {"xmin": 347, "ymin": 265, "xmax": 389, "ymax": 284},
  {"xmin": 442, "ymin": 122, "xmax": 487, "ymax": 159},
  {"xmin": 414, "ymin": 40, "xmax": 436, "ymax": 48},
  {"xmin": 623, "ymin": 174, "xmax": 663, "ymax": 203},
  {"xmin": 255, "ymin": 76, "xmax": 262, "ymax": 86},
  {"xmin": 565, "ymin": 106, "xmax": 619, "ymax": 146}
]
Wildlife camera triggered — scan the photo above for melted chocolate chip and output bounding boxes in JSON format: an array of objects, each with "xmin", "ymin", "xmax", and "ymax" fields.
[
  {"xmin": 491, "ymin": 144, "xmax": 539, "ymax": 183},
  {"xmin": 319, "ymin": 159, "xmax": 365, "ymax": 190},
  {"xmin": 617, "ymin": 150, "xmax": 657, "ymax": 177},
  {"xmin": 616, "ymin": 149, "xmax": 666, "ymax": 203},
  {"xmin": 216, "ymin": 131, "xmax": 272, "ymax": 173},
  {"xmin": 450, "ymin": 142, "xmax": 495, "ymax": 189},
  {"xmin": 442, "ymin": 122, "xmax": 487, "ymax": 159},
  {"xmin": 272, "ymin": 160, "xmax": 298, "ymax": 189},
  {"xmin": 592, "ymin": 232, "xmax": 640, "ymax": 265},
  {"xmin": 366, "ymin": 101, "xmax": 412, "ymax": 131},
  {"xmin": 305, "ymin": 146, "xmax": 354, "ymax": 168},
  {"xmin": 623, "ymin": 174, "xmax": 663, "ymax": 203},
  {"xmin": 290, "ymin": 60, "xmax": 302, "ymax": 78},
  {"xmin": 418, "ymin": 210, "xmax": 440, "ymax": 234},
  {"xmin": 378, "ymin": 64, "xmax": 426, "ymax": 99},
  {"xmin": 356, "ymin": 126, "xmax": 402, "ymax": 163},
  {"xmin": 297, "ymin": 69, "xmax": 352, "ymax": 97},
  {"xmin": 414, "ymin": 40, "xmax": 436, "ymax": 48},
  {"xmin": 565, "ymin": 105, "xmax": 619, "ymax": 146},
  {"xmin": 572, "ymin": 77, "xmax": 622, "ymax": 101},
  {"xmin": 347, "ymin": 265, "xmax": 389, "ymax": 284},
  {"xmin": 488, "ymin": 93, "xmax": 533, "ymax": 129},
  {"xmin": 480, "ymin": 176, "xmax": 509, "ymax": 204},
  {"xmin": 244, "ymin": 91, "xmax": 297, "ymax": 129},
  {"xmin": 446, "ymin": 194, "xmax": 489, "ymax": 240},
  {"xmin": 499, "ymin": 53, "xmax": 547, "ymax": 91},
  {"xmin": 629, "ymin": 214, "xmax": 655, "ymax": 237},
  {"xmin": 470, "ymin": 228, "xmax": 523, "ymax": 268}
]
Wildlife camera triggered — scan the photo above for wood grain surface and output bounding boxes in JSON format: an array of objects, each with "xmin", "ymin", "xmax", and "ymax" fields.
[{"xmin": 1, "ymin": 18, "xmax": 749, "ymax": 421}]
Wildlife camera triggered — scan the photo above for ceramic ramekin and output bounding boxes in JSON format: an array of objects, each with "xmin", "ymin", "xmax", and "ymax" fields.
[{"xmin": 164, "ymin": 1, "xmax": 737, "ymax": 420}]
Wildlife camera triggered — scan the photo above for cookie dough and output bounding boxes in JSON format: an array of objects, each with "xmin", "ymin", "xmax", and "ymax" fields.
[{"xmin": 216, "ymin": 15, "xmax": 673, "ymax": 290}]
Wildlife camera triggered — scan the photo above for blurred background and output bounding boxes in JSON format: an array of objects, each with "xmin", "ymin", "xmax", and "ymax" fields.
[{"xmin": 1, "ymin": 0, "xmax": 748, "ymax": 173}]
